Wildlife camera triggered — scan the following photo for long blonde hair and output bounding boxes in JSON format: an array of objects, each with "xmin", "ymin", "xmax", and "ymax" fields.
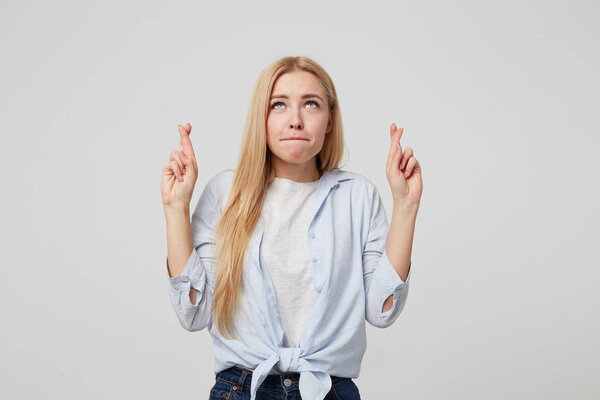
[{"xmin": 212, "ymin": 56, "xmax": 346, "ymax": 339}]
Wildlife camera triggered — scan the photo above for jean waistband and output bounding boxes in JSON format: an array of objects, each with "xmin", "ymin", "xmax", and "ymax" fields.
[{"xmin": 215, "ymin": 366, "xmax": 346, "ymax": 391}]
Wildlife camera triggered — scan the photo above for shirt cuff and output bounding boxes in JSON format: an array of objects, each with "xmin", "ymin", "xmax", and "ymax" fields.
[
  {"xmin": 373, "ymin": 248, "xmax": 411, "ymax": 319},
  {"xmin": 166, "ymin": 248, "xmax": 206, "ymax": 295}
]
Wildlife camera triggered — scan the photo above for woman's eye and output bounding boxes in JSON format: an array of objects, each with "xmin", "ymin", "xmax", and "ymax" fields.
[{"xmin": 270, "ymin": 101, "xmax": 319, "ymax": 109}]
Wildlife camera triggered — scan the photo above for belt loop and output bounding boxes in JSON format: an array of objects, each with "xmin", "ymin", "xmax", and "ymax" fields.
[{"xmin": 234, "ymin": 369, "xmax": 248, "ymax": 393}]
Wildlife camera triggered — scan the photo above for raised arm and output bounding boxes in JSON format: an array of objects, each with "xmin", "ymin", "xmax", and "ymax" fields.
[
  {"xmin": 363, "ymin": 123, "xmax": 422, "ymax": 328},
  {"xmin": 161, "ymin": 123, "xmax": 214, "ymax": 331}
]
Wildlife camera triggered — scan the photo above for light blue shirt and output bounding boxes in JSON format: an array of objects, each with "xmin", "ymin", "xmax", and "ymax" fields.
[{"xmin": 166, "ymin": 168, "xmax": 411, "ymax": 400}]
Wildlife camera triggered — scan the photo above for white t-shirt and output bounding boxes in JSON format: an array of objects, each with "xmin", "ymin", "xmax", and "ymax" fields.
[
  {"xmin": 261, "ymin": 176, "xmax": 320, "ymax": 348},
  {"xmin": 251, "ymin": 176, "xmax": 320, "ymax": 374}
]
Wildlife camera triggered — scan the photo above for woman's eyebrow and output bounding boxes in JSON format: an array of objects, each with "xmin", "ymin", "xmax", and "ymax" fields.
[{"xmin": 270, "ymin": 93, "xmax": 324, "ymax": 102}]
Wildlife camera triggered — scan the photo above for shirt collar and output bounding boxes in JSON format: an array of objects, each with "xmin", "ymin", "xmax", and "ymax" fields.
[{"xmin": 320, "ymin": 168, "xmax": 354, "ymax": 188}]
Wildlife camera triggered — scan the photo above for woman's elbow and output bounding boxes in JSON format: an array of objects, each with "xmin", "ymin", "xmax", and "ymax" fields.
[{"xmin": 180, "ymin": 313, "xmax": 211, "ymax": 332}]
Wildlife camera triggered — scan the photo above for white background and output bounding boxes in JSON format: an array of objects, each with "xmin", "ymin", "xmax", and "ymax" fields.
[{"xmin": 1, "ymin": 0, "xmax": 598, "ymax": 398}]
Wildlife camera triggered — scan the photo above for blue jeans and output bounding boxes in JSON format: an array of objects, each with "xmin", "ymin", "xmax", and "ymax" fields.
[{"xmin": 209, "ymin": 366, "xmax": 361, "ymax": 400}]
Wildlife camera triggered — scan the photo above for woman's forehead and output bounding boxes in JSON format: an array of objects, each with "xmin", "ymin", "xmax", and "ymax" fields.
[{"xmin": 271, "ymin": 70, "xmax": 324, "ymax": 97}]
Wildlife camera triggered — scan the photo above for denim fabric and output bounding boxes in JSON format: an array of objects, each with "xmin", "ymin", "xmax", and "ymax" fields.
[{"xmin": 209, "ymin": 366, "xmax": 361, "ymax": 400}]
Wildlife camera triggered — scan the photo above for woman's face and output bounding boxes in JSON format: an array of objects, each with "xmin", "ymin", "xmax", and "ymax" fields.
[{"xmin": 266, "ymin": 70, "xmax": 332, "ymax": 177}]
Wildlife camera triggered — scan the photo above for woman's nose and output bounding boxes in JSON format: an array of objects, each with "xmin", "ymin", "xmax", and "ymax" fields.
[{"xmin": 289, "ymin": 109, "xmax": 303, "ymax": 129}]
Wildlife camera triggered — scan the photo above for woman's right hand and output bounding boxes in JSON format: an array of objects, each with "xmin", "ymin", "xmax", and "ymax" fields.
[{"xmin": 161, "ymin": 123, "xmax": 198, "ymax": 208}]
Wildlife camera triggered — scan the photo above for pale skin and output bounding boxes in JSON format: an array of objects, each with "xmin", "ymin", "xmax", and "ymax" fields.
[
  {"xmin": 161, "ymin": 70, "xmax": 422, "ymax": 313},
  {"xmin": 381, "ymin": 123, "xmax": 422, "ymax": 312},
  {"xmin": 265, "ymin": 71, "xmax": 332, "ymax": 182},
  {"xmin": 162, "ymin": 122, "xmax": 197, "ymax": 302}
]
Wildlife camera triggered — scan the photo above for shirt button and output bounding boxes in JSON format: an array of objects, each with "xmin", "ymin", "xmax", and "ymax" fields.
[
  {"xmin": 311, "ymin": 257, "xmax": 317, "ymax": 263},
  {"xmin": 284, "ymin": 378, "xmax": 292, "ymax": 387},
  {"xmin": 310, "ymin": 232, "xmax": 315, "ymax": 239}
]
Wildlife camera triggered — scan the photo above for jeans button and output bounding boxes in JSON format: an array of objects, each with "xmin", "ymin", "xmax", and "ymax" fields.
[{"xmin": 284, "ymin": 378, "xmax": 292, "ymax": 387}]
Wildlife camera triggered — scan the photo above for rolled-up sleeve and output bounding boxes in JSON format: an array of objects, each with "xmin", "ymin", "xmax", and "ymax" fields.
[
  {"xmin": 362, "ymin": 183, "xmax": 411, "ymax": 328},
  {"xmin": 166, "ymin": 176, "xmax": 220, "ymax": 332}
]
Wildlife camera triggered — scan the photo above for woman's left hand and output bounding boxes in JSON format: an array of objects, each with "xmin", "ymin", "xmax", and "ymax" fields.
[{"xmin": 386, "ymin": 123, "xmax": 423, "ymax": 207}]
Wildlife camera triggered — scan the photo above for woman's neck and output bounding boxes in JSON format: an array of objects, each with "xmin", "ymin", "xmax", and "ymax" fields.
[{"xmin": 272, "ymin": 161, "xmax": 321, "ymax": 183}]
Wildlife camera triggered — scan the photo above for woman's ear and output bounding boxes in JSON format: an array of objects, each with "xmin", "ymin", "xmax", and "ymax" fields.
[{"xmin": 326, "ymin": 115, "xmax": 333, "ymax": 133}]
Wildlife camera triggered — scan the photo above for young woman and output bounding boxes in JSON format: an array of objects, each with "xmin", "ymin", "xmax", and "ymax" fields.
[{"xmin": 161, "ymin": 56, "xmax": 422, "ymax": 400}]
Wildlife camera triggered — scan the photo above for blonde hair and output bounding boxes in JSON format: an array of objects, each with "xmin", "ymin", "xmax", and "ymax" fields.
[{"xmin": 212, "ymin": 56, "xmax": 346, "ymax": 339}]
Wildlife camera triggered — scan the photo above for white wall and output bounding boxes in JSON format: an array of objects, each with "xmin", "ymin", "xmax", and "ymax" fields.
[{"xmin": 0, "ymin": 0, "xmax": 598, "ymax": 398}]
